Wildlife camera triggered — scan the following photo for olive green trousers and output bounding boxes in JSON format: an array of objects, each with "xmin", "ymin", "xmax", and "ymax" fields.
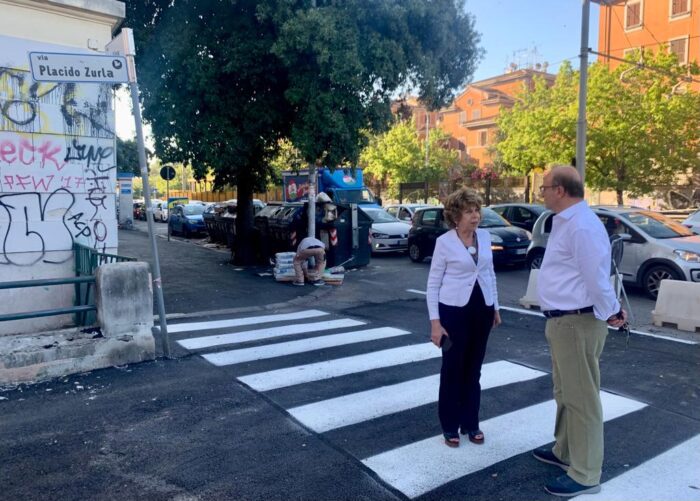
[{"xmin": 545, "ymin": 313, "xmax": 608, "ymax": 486}]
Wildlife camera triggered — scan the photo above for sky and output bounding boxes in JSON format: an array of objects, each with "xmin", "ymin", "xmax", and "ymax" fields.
[
  {"xmin": 115, "ymin": 1, "xmax": 602, "ymax": 141},
  {"xmin": 466, "ymin": 0, "xmax": 600, "ymax": 81}
]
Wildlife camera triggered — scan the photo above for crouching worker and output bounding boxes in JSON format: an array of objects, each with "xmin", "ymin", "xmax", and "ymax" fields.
[{"xmin": 293, "ymin": 236, "xmax": 326, "ymax": 286}]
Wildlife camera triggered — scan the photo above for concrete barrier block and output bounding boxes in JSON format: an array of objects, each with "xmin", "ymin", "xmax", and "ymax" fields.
[
  {"xmin": 96, "ymin": 262, "xmax": 154, "ymax": 338},
  {"xmin": 519, "ymin": 269, "xmax": 540, "ymax": 309},
  {"xmin": 652, "ymin": 280, "xmax": 700, "ymax": 332},
  {"xmin": 0, "ymin": 261, "xmax": 156, "ymax": 385}
]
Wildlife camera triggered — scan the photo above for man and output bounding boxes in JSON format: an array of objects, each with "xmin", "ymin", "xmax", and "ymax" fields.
[
  {"xmin": 292, "ymin": 236, "xmax": 326, "ymax": 286},
  {"xmin": 534, "ymin": 165, "xmax": 627, "ymax": 497}
]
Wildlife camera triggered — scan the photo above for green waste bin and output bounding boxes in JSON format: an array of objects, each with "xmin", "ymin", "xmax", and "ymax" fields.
[{"xmin": 323, "ymin": 203, "xmax": 372, "ymax": 268}]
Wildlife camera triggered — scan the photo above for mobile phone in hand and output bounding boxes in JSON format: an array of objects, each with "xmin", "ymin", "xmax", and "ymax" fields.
[{"xmin": 440, "ymin": 334, "xmax": 452, "ymax": 351}]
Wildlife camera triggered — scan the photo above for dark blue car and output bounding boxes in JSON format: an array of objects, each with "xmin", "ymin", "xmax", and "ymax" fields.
[{"xmin": 168, "ymin": 203, "xmax": 206, "ymax": 238}]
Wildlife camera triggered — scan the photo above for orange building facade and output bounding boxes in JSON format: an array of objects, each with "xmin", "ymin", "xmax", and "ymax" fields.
[
  {"xmin": 395, "ymin": 69, "xmax": 555, "ymax": 170},
  {"xmin": 598, "ymin": 0, "xmax": 700, "ymax": 91}
]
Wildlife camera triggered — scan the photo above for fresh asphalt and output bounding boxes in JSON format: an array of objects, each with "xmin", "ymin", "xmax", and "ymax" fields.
[{"xmin": 1, "ymin": 226, "xmax": 698, "ymax": 500}]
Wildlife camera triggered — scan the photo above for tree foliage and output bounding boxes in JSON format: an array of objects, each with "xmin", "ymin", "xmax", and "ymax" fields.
[
  {"xmin": 361, "ymin": 119, "xmax": 459, "ymax": 199},
  {"xmin": 125, "ymin": 0, "xmax": 482, "ymax": 262},
  {"xmin": 116, "ymin": 137, "xmax": 151, "ymax": 176},
  {"xmin": 496, "ymin": 53, "xmax": 700, "ymax": 203}
]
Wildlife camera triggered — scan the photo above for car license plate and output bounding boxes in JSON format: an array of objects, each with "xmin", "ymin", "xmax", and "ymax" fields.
[{"xmin": 516, "ymin": 248, "xmax": 527, "ymax": 255}]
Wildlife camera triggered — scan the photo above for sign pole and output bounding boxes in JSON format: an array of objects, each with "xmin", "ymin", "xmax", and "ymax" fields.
[
  {"xmin": 108, "ymin": 29, "xmax": 171, "ymax": 358},
  {"xmin": 166, "ymin": 177, "xmax": 170, "ymax": 242}
]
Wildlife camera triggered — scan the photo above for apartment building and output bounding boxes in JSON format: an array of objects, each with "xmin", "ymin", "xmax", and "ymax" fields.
[
  {"xmin": 395, "ymin": 69, "xmax": 555, "ymax": 169},
  {"xmin": 598, "ymin": 0, "xmax": 699, "ymax": 91}
]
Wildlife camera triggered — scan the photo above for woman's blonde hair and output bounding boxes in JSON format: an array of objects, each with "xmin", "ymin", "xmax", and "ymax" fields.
[{"xmin": 443, "ymin": 187, "xmax": 482, "ymax": 228}]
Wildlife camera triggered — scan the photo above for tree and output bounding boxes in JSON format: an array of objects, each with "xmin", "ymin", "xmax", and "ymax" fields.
[
  {"xmin": 116, "ymin": 137, "xmax": 151, "ymax": 176},
  {"xmin": 496, "ymin": 54, "xmax": 700, "ymax": 204},
  {"xmin": 361, "ymin": 119, "xmax": 459, "ymax": 199},
  {"xmin": 126, "ymin": 0, "xmax": 482, "ymax": 263}
]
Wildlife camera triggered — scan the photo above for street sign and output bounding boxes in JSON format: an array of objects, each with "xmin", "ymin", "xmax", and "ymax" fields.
[
  {"xmin": 28, "ymin": 51, "xmax": 128, "ymax": 83},
  {"xmin": 160, "ymin": 165, "xmax": 176, "ymax": 181}
]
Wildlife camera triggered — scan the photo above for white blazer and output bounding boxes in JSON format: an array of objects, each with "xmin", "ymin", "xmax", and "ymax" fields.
[{"xmin": 426, "ymin": 228, "xmax": 499, "ymax": 320}]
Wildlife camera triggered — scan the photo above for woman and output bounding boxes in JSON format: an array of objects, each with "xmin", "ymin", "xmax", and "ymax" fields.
[{"xmin": 426, "ymin": 187, "xmax": 501, "ymax": 448}]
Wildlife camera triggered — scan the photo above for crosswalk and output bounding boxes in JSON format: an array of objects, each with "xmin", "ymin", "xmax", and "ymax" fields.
[{"xmin": 170, "ymin": 308, "xmax": 700, "ymax": 500}]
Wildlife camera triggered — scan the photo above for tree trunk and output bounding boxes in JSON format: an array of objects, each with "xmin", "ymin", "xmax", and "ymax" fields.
[
  {"xmin": 616, "ymin": 189, "xmax": 624, "ymax": 206},
  {"xmin": 524, "ymin": 171, "xmax": 531, "ymax": 203},
  {"xmin": 233, "ymin": 175, "xmax": 257, "ymax": 266}
]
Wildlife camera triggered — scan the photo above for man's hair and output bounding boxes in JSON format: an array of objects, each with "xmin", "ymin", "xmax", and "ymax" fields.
[
  {"xmin": 550, "ymin": 166, "xmax": 585, "ymax": 198},
  {"xmin": 443, "ymin": 187, "xmax": 482, "ymax": 228}
]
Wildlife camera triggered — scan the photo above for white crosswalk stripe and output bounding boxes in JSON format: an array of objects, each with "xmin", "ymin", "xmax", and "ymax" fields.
[
  {"xmin": 362, "ymin": 392, "xmax": 647, "ymax": 498},
  {"xmin": 177, "ymin": 318, "xmax": 364, "ymax": 350},
  {"xmin": 203, "ymin": 327, "xmax": 410, "ymax": 366},
  {"xmin": 168, "ymin": 309, "xmax": 329, "ymax": 333},
  {"xmin": 587, "ymin": 434, "xmax": 700, "ymax": 501},
  {"xmin": 288, "ymin": 360, "xmax": 545, "ymax": 433},
  {"xmin": 239, "ymin": 342, "xmax": 439, "ymax": 391},
  {"xmin": 174, "ymin": 308, "xmax": 696, "ymax": 500}
]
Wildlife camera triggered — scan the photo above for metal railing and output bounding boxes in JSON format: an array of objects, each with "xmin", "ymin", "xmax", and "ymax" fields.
[
  {"xmin": 73, "ymin": 243, "xmax": 136, "ymax": 326},
  {"xmin": 0, "ymin": 244, "xmax": 136, "ymax": 326},
  {"xmin": 0, "ymin": 277, "xmax": 96, "ymax": 323}
]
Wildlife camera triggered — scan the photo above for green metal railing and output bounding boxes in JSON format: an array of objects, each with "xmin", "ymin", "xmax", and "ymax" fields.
[
  {"xmin": 73, "ymin": 243, "xmax": 136, "ymax": 325},
  {"xmin": 0, "ymin": 244, "xmax": 136, "ymax": 326}
]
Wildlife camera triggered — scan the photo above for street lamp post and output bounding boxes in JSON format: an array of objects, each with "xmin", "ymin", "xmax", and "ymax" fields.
[{"xmin": 576, "ymin": 0, "xmax": 592, "ymax": 185}]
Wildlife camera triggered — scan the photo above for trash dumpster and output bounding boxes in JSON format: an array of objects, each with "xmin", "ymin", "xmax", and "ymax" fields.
[
  {"xmin": 255, "ymin": 202, "xmax": 372, "ymax": 268},
  {"xmin": 322, "ymin": 203, "xmax": 372, "ymax": 268},
  {"xmin": 204, "ymin": 202, "xmax": 236, "ymax": 247}
]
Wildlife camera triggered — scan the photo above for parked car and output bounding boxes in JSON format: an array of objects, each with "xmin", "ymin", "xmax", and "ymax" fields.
[
  {"xmin": 407, "ymin": 206, "xmax": 531, "ymax": 266},
  {"xmin": 151, "ymin": 200, "xmax": 167, "ymax": 222},
  {"xmin": 526, "ymin": 206, "xmax": 700, "ymax": 298},
  {"xmin": 168, "ymin": 203, "xmax": 207, "ymax": 237},
  {"xmin": 489, "ymin": 203, "xmax": 546, "ymax": 232},
  {"xmin": 681, "ymin": 209, "xmax": 700, "ymax": 234},
  {"xmin": 385, "ymin": 203, "xmax": 434, "ymax": 223},
  {"xmin": 361, "ymin": 207, "xmax": 412, "ymax": 254}
]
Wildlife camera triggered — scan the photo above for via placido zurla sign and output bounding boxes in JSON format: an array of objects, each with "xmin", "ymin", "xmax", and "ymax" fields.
[{"xmin": 29, "ymin": 51, "xmax": 129, "ymax": 83}]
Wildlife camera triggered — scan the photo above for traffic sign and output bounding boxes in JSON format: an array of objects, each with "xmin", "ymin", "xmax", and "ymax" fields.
[
  {"xmin": 28, "ymin": 51, "xmax": 128, "ymax": 83},
  {"xmin": 160, "ymin": 165, "xmax": 176, "ymax": 181}
]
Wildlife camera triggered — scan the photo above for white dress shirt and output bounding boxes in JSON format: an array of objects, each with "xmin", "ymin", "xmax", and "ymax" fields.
[
  {"xmin": 426, "ymin": 228, "xmax": 499, "ymax": 320},
  {"xmin": 537, "ymin": 201, "xmax": 620, "ymax": 321}
]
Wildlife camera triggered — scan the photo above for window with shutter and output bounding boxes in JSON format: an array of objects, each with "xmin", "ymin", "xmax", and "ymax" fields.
[
  {"xmin": 669, "ymin": 37, "xmax": 688, "ymax": 64},
  {"xmin": 671, "ymin": 0, "xmax": 690, "ymax": 17},
  {"xmin": 625, "ymin": 1, "xmax": 642, "ymax": 29}
]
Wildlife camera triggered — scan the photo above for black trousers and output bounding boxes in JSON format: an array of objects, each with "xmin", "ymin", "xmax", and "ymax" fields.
[{"xmin": 438, "ymin": 283, "xmax": 494, "ymax": 434}]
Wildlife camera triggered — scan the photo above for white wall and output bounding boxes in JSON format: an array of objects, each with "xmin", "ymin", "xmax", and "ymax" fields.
[{"xmin": 0, "ymin": 1, "xmax": 123, "ymax": 335}]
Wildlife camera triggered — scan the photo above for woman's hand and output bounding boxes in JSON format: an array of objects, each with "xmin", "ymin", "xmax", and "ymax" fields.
[
  {"xmin": 493, "ymin": 310, "xmax": 502, "ymax": 328},
  {"xmin": 430, "ymin": 320, "xmax": 448, "ymax": 347}
]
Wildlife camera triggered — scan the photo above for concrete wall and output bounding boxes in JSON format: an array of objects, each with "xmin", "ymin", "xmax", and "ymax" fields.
[
  {"xmin": 0, "ymin": 0, "xmax": 124, "ymax": 335},
  {"xmin": 0, "ymin": 261, "xmax": 155, "ymax": 384}
]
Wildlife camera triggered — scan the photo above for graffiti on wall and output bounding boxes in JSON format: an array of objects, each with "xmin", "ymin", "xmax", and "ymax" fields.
[{"xmin": 0, "ymin": 34, "xmax": 117, "ymax": 266}]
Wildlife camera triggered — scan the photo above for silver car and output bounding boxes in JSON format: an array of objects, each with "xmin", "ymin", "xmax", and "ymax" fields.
[
  {"xmin": 682, "ymin": 209, "xmax": 700, "ymax": 234},
  {"xmin": 526, "ymin": 206, "xmax": 700, "ymax": 298}
]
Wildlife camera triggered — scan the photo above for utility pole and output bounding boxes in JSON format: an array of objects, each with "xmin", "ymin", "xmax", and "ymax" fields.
[
  {"xmin": 424, "ymin": 110, "xmax": 430, "ymax": 169},
  {"xmin": 107, "ymin": 29, "xmax": 171, "ymax": 358},
  {"xmin": 575, "ymin": 0, "xmax": 591, "ymax": 185}
]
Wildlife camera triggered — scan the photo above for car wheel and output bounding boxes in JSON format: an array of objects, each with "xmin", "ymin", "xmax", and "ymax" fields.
[
  {"xmin": 408, "ymin": 242, "xmax": 424, "ymax": 263},
  {"xmin": 183, "ymin": 225, "xmax": 190, "ymax": 238},
  {"xmin": 527, "ymin": 250, "xmax": 545, "ymax": 270},
  {"xmin": 642, "ymin": 264, "xmax": 680, "ymax": 299}
]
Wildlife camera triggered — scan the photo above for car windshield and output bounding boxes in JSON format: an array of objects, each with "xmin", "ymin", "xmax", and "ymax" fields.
[
  {"xmin": 364, "ymin": 209, "xmax": 399, "ymax": 223},
  {"xmin": 479, "ymin": 208, "xmax": 509, "ymax": 228},
  {"xmin": 183, "ymin": 204, "xmax": 205, "ymax": 216},
  {"xmin": 623, "ymin": 211, "xmax": 694, "ymax": 239}
]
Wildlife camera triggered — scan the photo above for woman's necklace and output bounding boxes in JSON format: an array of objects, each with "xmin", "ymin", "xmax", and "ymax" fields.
[{"xmin": 459, "ymin": 231, "xmax": 477, "ymax": 255}]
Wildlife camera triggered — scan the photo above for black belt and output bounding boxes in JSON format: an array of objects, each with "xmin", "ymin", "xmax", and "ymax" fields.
[
  {"xmin": 306, "ymin": 245, "xmax": 323, "ymax": 249},
  {"xmin": 542, "ymin": 306, "xmax": 594, "ymax": 318}
]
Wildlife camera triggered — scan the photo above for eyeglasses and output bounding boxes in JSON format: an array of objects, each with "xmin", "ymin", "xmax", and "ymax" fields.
[{"xmin": 539, "ymin": 184, "xmax": 559, "ymax": 193}]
